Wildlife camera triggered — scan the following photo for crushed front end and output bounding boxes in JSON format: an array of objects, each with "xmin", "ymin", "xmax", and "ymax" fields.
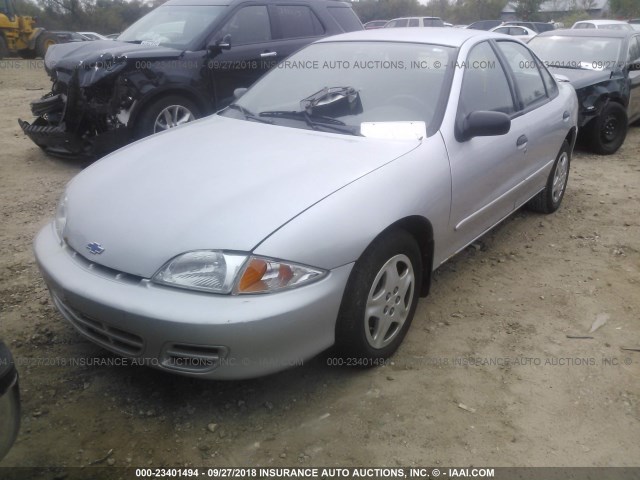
[{"xmin": 19, "ymin": 52, "xmax": 135, "ymax": 159}]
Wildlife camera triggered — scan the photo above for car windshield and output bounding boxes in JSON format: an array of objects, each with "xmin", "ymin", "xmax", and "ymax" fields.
[
  {"xmin": 221, "ymin": 41, "xmax": 454, "ymax": 136},
  {"xmin": 529, "ymin": 36, "xmax": 623, "ymax": 70},
  {"xmin": 118, "ymin": 5, "xmax": 226, "ymax": 48}
]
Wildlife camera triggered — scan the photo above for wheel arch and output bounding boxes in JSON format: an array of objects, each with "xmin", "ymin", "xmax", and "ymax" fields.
[
  {"xmin": 129, "ymin": 87, "xmax": 212, "ymax": 127},
  {"xmin": 377, "ymin": 216, "xmax": 434, "ymax": 298}
]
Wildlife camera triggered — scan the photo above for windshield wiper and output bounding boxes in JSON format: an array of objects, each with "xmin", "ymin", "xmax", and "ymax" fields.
[
  {"xmin": 259, "ymin": 110, "xmax": 360, "ymax": 135},
  {"xmin": 546, "ymin": 64, "xmax": 588, "ymax": 70},
  {"xmin": 226, "ymin": 104, "xmax": 274, "ymax": 124}
]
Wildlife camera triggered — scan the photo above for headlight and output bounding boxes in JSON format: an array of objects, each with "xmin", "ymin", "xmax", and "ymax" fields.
[
  {"xmin": 54, "ymin": 194, "xmax": 68, "ymax": 242},
  {"xmin": 152, "ymin": 251, "xmax": 247, "ymax": 294},
  {"xmin": 152, "ymin": 251, "xmax": 326, "ymax": 295}
]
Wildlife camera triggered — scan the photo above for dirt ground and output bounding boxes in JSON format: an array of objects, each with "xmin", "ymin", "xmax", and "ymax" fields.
[{"xmin": 1, "ymin": 59, "xmax": 639, "ymax": 472}]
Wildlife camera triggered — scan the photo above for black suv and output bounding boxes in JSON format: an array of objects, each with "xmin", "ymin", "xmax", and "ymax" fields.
[{"xmin": 19, "ymin": 0, "xmax": 362, "ymax": 159}]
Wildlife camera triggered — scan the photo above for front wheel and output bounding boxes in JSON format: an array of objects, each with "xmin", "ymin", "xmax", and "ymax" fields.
[
  {"xmin": 586, "ymin": 102, "xmax": 628, "ymax": 155},
  {"xmin": 527, "ymin": 140, "xmax": 570, "ymax": 214},
  {"xmin": 135, "ymin": 95, "xmax": 200, "ymax": 139},
  {"xmin": 335, "ymin": 230, "xmax": 422, "ymax": 362},
  {"xmin": 35, "ymin": 32, "xmax": 58, "ymax": 58}
]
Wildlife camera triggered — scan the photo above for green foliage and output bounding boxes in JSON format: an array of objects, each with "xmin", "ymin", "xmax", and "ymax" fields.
[
  {"xmin": 352, "ymin": 0, "xmax": 508, "ymax": 25},
  {"xmin": 556, "ymin": 10, "xmax": 590, "ymax": 28},
  {"xmin": 12, "ymin": 0, "xmax": 155, "ymax": 34},
  {"xmin": 610, "ymin": 0, "xmax": 640, "ymax": 17},
  {"xmin": 515, "ymin": 0, "xmax": 544, "ymax": 20}
]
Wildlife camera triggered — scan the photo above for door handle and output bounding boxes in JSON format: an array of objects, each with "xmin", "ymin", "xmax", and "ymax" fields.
[
  {"xmin": 260, "ymin": 51, "xmax": 277, "ymax": 58},
  {"xmin": 563, "ymin": 111, "xmax": 570, "ymax": 121},
  {"xmin": 516, "ymin": 135, "xmax": 528, "ymax": 147}
]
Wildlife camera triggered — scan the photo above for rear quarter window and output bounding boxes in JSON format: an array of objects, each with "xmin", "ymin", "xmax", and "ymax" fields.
[
  {"xmin": 273, "ymin": 5, "xmax": 324, "ymax": 38},
  {"xmin": 327, "ymin": 7, "xmax": 363, "ymax": 32}
]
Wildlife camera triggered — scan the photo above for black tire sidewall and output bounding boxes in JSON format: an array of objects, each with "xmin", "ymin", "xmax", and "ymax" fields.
[
  {"xmin": 0, "ymin": 36, "xmax": 8, "ymax": 59},
  {"xmin": 135, "ymin": 95, "xmax": 200, "ymax": 139},
  {"xmin": 335, "ymin": 229, "xmax": 422, "ymax": 361},
  {"xmin": 36, "ymin": 33, "xmax": 58, "ymax": 58},
  {"xmin": 546, "ymin": 140, "xmax": 571, "ymax": 212},
  {"xmin": 590, "ymin": 102, "xmax": 628, "ymax": 155}
]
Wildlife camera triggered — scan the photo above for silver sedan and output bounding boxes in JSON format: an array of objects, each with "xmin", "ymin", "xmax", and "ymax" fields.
[{"xmin": 34, "ymin": 28, "xmax": 578, "ymax": 379}]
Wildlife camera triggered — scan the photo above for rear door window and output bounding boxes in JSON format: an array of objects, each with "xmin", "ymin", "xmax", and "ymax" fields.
[
  {"xmin": 327, "ymin": 7, "xmax": 362, "ymax": 32},
  {"xmin": 272, "ymin": 5, "xmax": 324, "ymax": 38}
]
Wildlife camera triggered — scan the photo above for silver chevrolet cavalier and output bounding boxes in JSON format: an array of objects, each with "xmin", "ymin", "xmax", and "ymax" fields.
[{"xmin": 34, "ymin": 28, "xmax": 578, "ymax": 379}]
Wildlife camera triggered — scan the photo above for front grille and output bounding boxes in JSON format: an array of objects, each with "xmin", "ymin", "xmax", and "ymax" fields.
[
  {"xmin": 161, "ymin": 343, "xmax": 228, "ymax": 373},
  {"xmin": 51, "ymin": 293, "xmax": 144, "ymax": 356}
]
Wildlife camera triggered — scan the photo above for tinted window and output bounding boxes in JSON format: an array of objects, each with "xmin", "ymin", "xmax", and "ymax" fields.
[
  {"xmin": 459, "ymin": 42, "xmax": 515, "ymax": 115},
  {"xmin": 396, "ymin": 19, "xmax": 409, "ymax": 27},
  {"xmin": 494, "ymin": 27, "xmax": 509, "ymax": 34},
  {"xmin": 628, "ymin": 36, "xmax": 640, "ymax": 61},
  {"xmin": 409, "ymin": 18, "xmax": 419, "ymax": 27},
  {"xmin": 273, "ymin": 5, "xmax": 324, "ymax": 38},
  {"xmin": 328, "ymin": 7, "xmax": 363, "ymax": 32},
  {"xmin": 423, "ymin": 18, "xmax": 444, "ymax": 27},
  {"xmin": 497, "ymin": 41, "xmax": 547, "ymax": 108},
  {"xmin": 218, "ymin": 6, "xmax": 271, "ymax": 45}
]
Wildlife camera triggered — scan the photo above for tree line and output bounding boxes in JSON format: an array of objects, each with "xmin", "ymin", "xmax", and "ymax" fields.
[{"xmin": 11, "ymin": 0, "xmax": 640, "ymax": 35}]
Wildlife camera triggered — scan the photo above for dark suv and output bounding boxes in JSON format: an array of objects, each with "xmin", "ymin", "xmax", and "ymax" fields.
[{"xmin": 19, "ymin": 0, "xmax": 362, "ymax": 159}]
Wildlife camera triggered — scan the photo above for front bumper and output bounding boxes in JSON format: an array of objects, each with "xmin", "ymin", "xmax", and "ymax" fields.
[
  {"xmin": 19, "ymin": 118, "xmax": 129, "ymax": 160},
  {"xmin": 34, "ymin": 225, "xmax": 353, "ymax": 379}
]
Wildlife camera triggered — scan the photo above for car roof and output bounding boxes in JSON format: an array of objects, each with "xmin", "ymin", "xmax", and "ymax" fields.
[
  {"xmin": 316, "ymin": 27, "xmax": 503, "ymax": 47},
  {"xmin": 163, "ymin": 0, "xmax": 351, "ymax": 5},
  {"xmin": 538, "ymin": 28, "xmax": 636, "ymax": 38},
  {"xmin": 575, "ymin": 19, "xmax": 629, "ymax": 25}
]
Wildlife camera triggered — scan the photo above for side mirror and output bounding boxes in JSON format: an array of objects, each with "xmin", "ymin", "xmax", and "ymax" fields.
[
  {"xmin": 553, "ymin": 74, "xmax": 570, "ymax": 83},
  {"xmin": 208, "ymin": 34, "xmax": 231, "ymax": 54},
  {"xmin": 233, "ymin": 88, "xmax": 247, "ymax": 100},
  {"xmin": 458, "ymin": 111, "xmax": 511, "ymax": 141}
]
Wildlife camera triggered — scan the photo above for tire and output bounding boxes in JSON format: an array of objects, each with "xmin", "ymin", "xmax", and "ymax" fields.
[
  {"xmin": 334, "ymin": 229, "xmax": 422, "ymax": 363},
  {"xmin": 586, "ymin": 102, "xmax": 628, "ymax": 155},
  {"xmin": 527, "ymin": 140, "xmax": 570, "ymax": 214},
  {"xmin": 135, "ymin": 95, "xmax": 200, "ymax": 139},
  {"xmin": 18, "ymin": 49, "xmax": 37, "ymax": 59},
  {"xmin": 35, "ymin": 32, "xmax": 59, "ymax": 59},
  {"xmin": 0, "ymin": 36, "xmax": 8, "ymax": 60}
]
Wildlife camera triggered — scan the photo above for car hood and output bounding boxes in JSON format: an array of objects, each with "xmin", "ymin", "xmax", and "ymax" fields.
[
  {"xmin": 63, "ymin": 115, "xmax": 421, "ymax": 278},
  {"xmin": 44, "ymin": 40, "xmax": 182, "ymax": 85},
  {"xmin": 548, "ymin": 67, "xmax": 613, "ymax": 90}
]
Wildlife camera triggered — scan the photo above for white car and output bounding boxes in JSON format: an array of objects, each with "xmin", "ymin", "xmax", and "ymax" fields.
[
  {"xmin": 78, "ymin": 31, "xmax": 110, "ymax": 40},
  {"xmin": 490, "ymin": 25, "xmax": 537, "ymax": 41},
  {"xmin": 572, "ymin": 20, "xmax": 634, "ymax": 30}
]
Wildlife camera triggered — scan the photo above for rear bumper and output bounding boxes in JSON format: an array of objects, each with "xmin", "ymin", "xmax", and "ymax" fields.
[{"xmin": 34, "ymin": 224, "xmax": 353, "ymax": 379}]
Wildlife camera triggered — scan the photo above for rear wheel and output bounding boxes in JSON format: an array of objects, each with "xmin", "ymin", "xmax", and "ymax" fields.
[
  {"xmin": 135, "ymin": 95, "xmax": 200, "ymax": 139},
  {"xmin": 335, "ymin": 230, "xmax": 422, "ymax": 363},
  {"xmin": 35, "ymin": 32, "xmax": 58, "ymax": 58},
  {"xmin": 0, "ymin": 36, "xmax": 8, "ymax": 60},
  {"xmin": 586, "ymin": 102, "xmax": 628, "ymax": 155},
  {"xmin": 527, "ymin": 140, "xmax": 570, "ymax": 214}
]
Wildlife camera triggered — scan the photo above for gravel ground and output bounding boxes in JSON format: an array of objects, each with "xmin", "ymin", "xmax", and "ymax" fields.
[{"xmin": 1, "ymin": 60, "xmax": 639, "ymax": 473}]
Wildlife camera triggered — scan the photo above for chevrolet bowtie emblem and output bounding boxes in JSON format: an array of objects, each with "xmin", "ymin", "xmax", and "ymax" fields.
[{"xmin": 86, "ymin": 242, "xmax": 105, "ymax": 255}]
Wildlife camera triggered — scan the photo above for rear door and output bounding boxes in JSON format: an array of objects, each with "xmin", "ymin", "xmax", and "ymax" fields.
[
  {"xmin": 494, "ymin": 40, "xmax": 569, "ymax": 207},
  {"xmin": 268, "ymin": 3, "xmax": 327, "ymax": 61},
  {"xmin": 627, "ymin": 35, "xmax": 640, "ymax": 122}
]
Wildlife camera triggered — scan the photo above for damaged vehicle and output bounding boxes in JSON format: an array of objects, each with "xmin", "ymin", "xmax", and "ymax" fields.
[
  {"xmin": 529, "ymin": 29, "xmax": 640, "ymax": 154},
  {"xmin": 18, "ymin": 0, "xmax": 362, "ymax": 159}
]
